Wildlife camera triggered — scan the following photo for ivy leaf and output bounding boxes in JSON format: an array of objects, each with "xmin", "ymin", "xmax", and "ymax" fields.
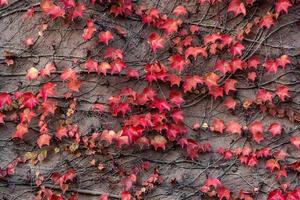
[
  {"xmin": 185, "ymin": 47, "xmax": 207, "ymax": 60},
  {"xmin": 226, "ymin": 121, "xmax": 242, "ymax": 135},
  {"xmin": 37, "ymin": 134, "xmax": 51, "ymax": 148},
  {"xmin": 26, "ymin": 67, "xmax": 39, "ymax": 81},
  {"xmin": 249, "ymin": 121, "xmax": 264, "ymax": 143},
  {"xmin": 227, "ymin": 0, "xmax": 246, "ymax": 16},
  {"xmin": 84, "ymin": 58, "xmax": 98, "ymax": 73},
  {"xmin": 169, "ymin": 90, "xmax": 184, "ymax": 107},
  {"xmin": 224, "ymin": 79, "xmax": 237, "ymax": 95},
  {"xmin": 208, "ymin": 86, "xmax": 224, "ymax": 99},
  {"xmin": 266, "ymin": 159, "xmax": 281, "ymax": 172},
  {"xmin": 259, "ymin": 13, "xmax": 275, "ymax": 29},
  {"xmin": 167, "ymin": 74, "xmax": 182, "ymax": 87},
  {"xmin": 223, "ymin": 97, "xmax": 237, "ymax": 110},
  {"xmin": 70, "ymin": 3, "xmax": 85, "ymax": 20},
  {"xmin": 229, "ymin": 42, "xmax": 245, "ymax": 56},
  {"xmin": 247, "ymin": 56, "xmax": 260, "ymax": 69},
  {"xmin": 121, "ymin": 191, "xmax": 131, "ymax": 200},
  {"xmin": 0, "ymin": 0, "xmax": 8, "ymax": 6},
  {"xmin": 82, "ymin": 19, "xmax": 96, "ymax": 41},
  {"xmin": 168, "ymin": 54, "xmax": 186, "ymax": 72},
  {"xmin": 290, "ymin": 136, "xmax": 300, "ymax": 149},
  {"xmin": 267, "ymin": 189, "xmax": 284, "ymax": 200},
  {"xmin": 183, "ymin": 75, "xmax": 203, "ymax": 93},
  {"xmin": 104, "ymin": 47, "xmax": 123, "ymax": 60},
  {"xmin": 38, "ymin": 82, "xmax": 56, "ymax": 101},
  {"xmin": 256, "ymin": 89, "xmax": 273, "ymax": 103},
  {"xmin": 173, "ymin": 5, "xmax": 188, "ymax": 16},
  {"xmin": 13, "ymin": 123, "xmax": 28, "ymax": 139},
  {"xmin": 268, "ymin": 122, "xmax": 282, "ymax": 137},
  {"xmin": 40, "ymin": 0, "xmax": 65, "ymax": 20},
  {"xmin": 275, "ymin": 0, "xmax": 292, "ymax": 14},
  {"xmin": 98, "ymin": 31, "xmax": 114, "ymax": 45},
  {"xmin": 60, "ymin": 68, "xmax": 77, "ymax": 81},
  {"xmin": 210, "ymin": 118, "xmax": 225, "ymax": 134},
  {"xmin": 150, "ymin": 98, "xmax": 171, "ymax": 113},
  {"xmin": 217, "ymin": 186, "xmax": 231, "ymax": 200},
  {"xmin": 0, "ymin": 92, "xmax": 12, "ymax": 108},
  {"xmin": 151, "ymin": 135, "xmax": 167, "ymax": 150},
  {"xmin": 148, "ymin": 32, "xmax": 164, "ymax": 52}
]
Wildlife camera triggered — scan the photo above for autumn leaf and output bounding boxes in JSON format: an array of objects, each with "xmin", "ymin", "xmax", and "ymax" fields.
[
  {"xmin": 37, "ymin": 134, "xmax": 51, "ymax": 148},
  {"xmin": 0, "ymin": 0, "xmax": 8, "ymax": 6},
  {"xmin": 40, "ymin": 0, "xmax": 65, "ymax": 20},
  {"xmin": 224, "ymin": 79, "xmax": 237, "ymax": 95},
  {"xmin": 60, "ymin": 68, "xmax": 77, "ymax": 81},
  {"xmin": 217, "ymin": 186, "xmax": 231, "ymax": 200},
  {"xmin": 259, "ymin": 13, "xmax": 275, "ymax": 29},
  {"xmin": 13, "ymin": 123, "xmax": 28, "ymax": 139},
  {"xmin": 82, "ymin": 19, "xmax": 96, "ymax": 41},
  {"xmin": 168, "ymin": 54, "xmax": 186, "ymax": 72},
  {"xmin": 227, "ymin": 0, "xmax": 246, "ymax": 16},
  {"xmin": 151, "ymin": 135, "xmax": 167, "ymax": 150},
  {"xmin": 267, "ymin": 189, "xmax": 284, "ymax": 200},
  {"xmin": 268, "ymin": 122, "xmax": 282, "ymax": 136},
  {"xmin": 266, "ymin": 159, "xmax": 281, "ymax": 172},
  {"xmin": 169, "ymin": 90, "xmax": 184, "ymax": 107},
  {"xmin": 249, "ymin": 121, "xmax": 264, "ymax": 143},
  {"xmin": 173, "ymin": 5, "xmax": 188, "ymax": 16},
  {"xmin": 185, "ymin": 47, "xmax": 207, "ymax": 60},
  {"xmin": 210, "ymin": 118, "xmax": 225, "ymax": 134},
  {"xmin": 26, "ymin": 67, "xmax": 39, "ymax": 81},
  {"xmin": 290, "ymin": 136, "xmax": 300, "ymax": 149},
  {"xmin": 223, "ymin": 97, "xmax": 237, "ymax": 110},
  {"xmin": 38, "ymin": 82, "xmax": 56, "ymax": 101},
  {"xmin": 104, "ymin": 47, "xmax": 123, "ymax": 60},
  {"xmin": 226, "ymin": 121, "xmax": 242, "ymax": 135},
  {"xmin": 275, "ymin": 0, "xmax": 292, "ymax": 14},
  {"xmin": 148, "ymin": 32, "xmax": 164, "ymax": 52},
  {"xmin": 84, "ymin": 58, "xmax": 98, "ymax": 73},
  {"xmin": 70, "ymin": 3, "xmax": 85, "ymax": 20},
  {"xmin": 98, "ymin": 31, "xmax": 114, "ymax": 45},
  {"xmin": 183, "ymin": 75, "xmax": 203, "ymax": 93},
  {"xmin": 0, "ymin": 92, "xmax": 12, "ymax": 108}
]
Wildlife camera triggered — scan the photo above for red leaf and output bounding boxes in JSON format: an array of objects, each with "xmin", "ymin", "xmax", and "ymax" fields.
[
  {"xmin": 275, "ymin": 0, "xmax": 292, "ymax": 14},
  {"xmin": 223, "ymin": 97, "xmax": 237, "ymax": 110},
  {"xmin": 268, "ymin": 122, "xmax": 282, "ymax": 136},
  {"xmin": 161, "ymin": 18, "xmax": 182, "ymax": 35},
  {"xmin": 247, "ymin": 56, "xmax": 260, "ymax": 69},
  {"xmin": 150, "ymin": 98, "xmax": 171, "ymax": 113},
  {"xmin": 104, "ymin": 47, "xmax": 123, "ymax": 60},
  {"xmin": 215, "ymin": 59, "xmax": 232, "ymax": 74},
  {"xmin": 111, "ymin": 59, "xmax": 126, "ymax": 74},
  {"xmin": 249, "ymin": 121, "xmax": 264, "ymax": 143},
  {"xmin": 263, "ymin": 59, "xmax": 279, "ymax": 73},
  {"xmin": 60, "ymin": 68, "xmax": 77, "ymax": 81},
  {"xmin": 171, "ymin": 109, "xmax": 184, "ymax": 124},
  {"xmin": 256, "ymin": 89, "xmax": 273, "ymax": 103},
  {"xmin": 151, "ymin": 135, "xmax": 167, "ymax": 150},
  {"xmin": 13, "ymin": 123, "xmax": 28, "ymax": 139},
  {"xmin": 224, "ymin": 79, "xmax": 237, "ymax": 95},
  {"xmin": 40, "ymin": 62, "xmax": 56, "ymax": 77},
  {"xmin": 56, "ymin": 126, "xmax": 68, "ymax": 140},
  {"xmin": 204, "ymin": 72, "xmax": 219, "ymax": 88},
  {"xmin": 67, "ymin": 79, "xmax": 82, "ymax": 92},
  {"xmin": 267, "ymin": 189, "xmax": 284, "ymax": 200},
  {"xmin": 19, "ymin": 92, "xmax": 39, "ymax": 110},
  {"xmin": 290, "ymin": 136, "xmax": 300, "ymax": 149},
  {"xmin": 185, "ymin": 47, "xmax": 207, "ymax": 60},
  {"xmin": 183, "ymin": 75, "xmax": 203, "ymax": 93},
  {"xmin": 99, "ymin": 194, "xmax": 108, "ymax": 200},
  {"xmin": 84, "ymin": 58, "xmax": 98, "ymax": 73},
  {"xmin": 227, "ymin": 0, "xmax": 246, "ymax": 16},
  {"xmin": 173, "ymin": 5, "xmax": 188, "ymax": 16},
  {"xmin": 169, "ymin": 90, "xmax": 184, "ymax": 107},
  {"xmin": 217, "ymin": 186, "xmax": 231, "ymax": 200},
  {"xmin": 38, "ymin": 82, "xmax": 56, "ymax": 101},
  {"xmin": 126, "ymin": 68, "xmax": 139, "ymax": 79},
  {"xmin": 210, "ymin": 118, "xmax": 225, "ymax": 134},
  {"xmin": 121, "ymin": 191, "xmax": 131, "ymax": 200},
  {"xmin": 37, "ymin": 134, "xmax": 51, "ymax": 148},
  {"xmin": 0, "ymin": 0, "xmax": 8, "ymax": 6},
  {"xmin": 100, "ymin": 130, "xmax": 117, "ymax": 144},
  {"xmin": 168, "ymin": 54, "xmax": 186, "ymax": 72},
  {"xmin": 276, "ymin": 55, "xmax": 291, "ymax": 68},
  {"xmin": 229, "ymin": 42, "xmax": 245, "ymax": 56},
  {"xmin": 98, "ymin": 31, "xmax": 114, "ymax": 45},
  {"xmin": 40, "ymin": 0, "xmax": 65, "ymax": 19},
  {"xmin": 208, "ymin": 85, "xmax": 224, "ymax": 99},
  {"xmin": 82, "ymin": 19, "xmax": 96, "ymax": 41},
  {"xmin": 259, "ymin": 13, "xmax": 275, "ymax": 29},
  {"xmin": 226, "ymin": 121, "xmax": 242, "ymax": 135},
  {"xmin": 70, "ymin": 3, "xmax": 85, "ymax": 20},
  {"xmin": 26, "ymin": 67, "xmax": 39, "ymax": 81},
  {"xmin": 98, "ymin": 62, "xmax": 111, "ymax": 75},
  {"xmin": 168, "ymin": 74, "xmax": 182, "ymax": 87},
  {"xmin": 266, "ymin": 159, "xmax": 281, "ymax": 172},
  {"xmin": 0, "ymin": 92, "xmax": 12, "ymax": 108},
  {"xmin": 148, "ymin": 32, "xmax": 164, "ymax": 52}
]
